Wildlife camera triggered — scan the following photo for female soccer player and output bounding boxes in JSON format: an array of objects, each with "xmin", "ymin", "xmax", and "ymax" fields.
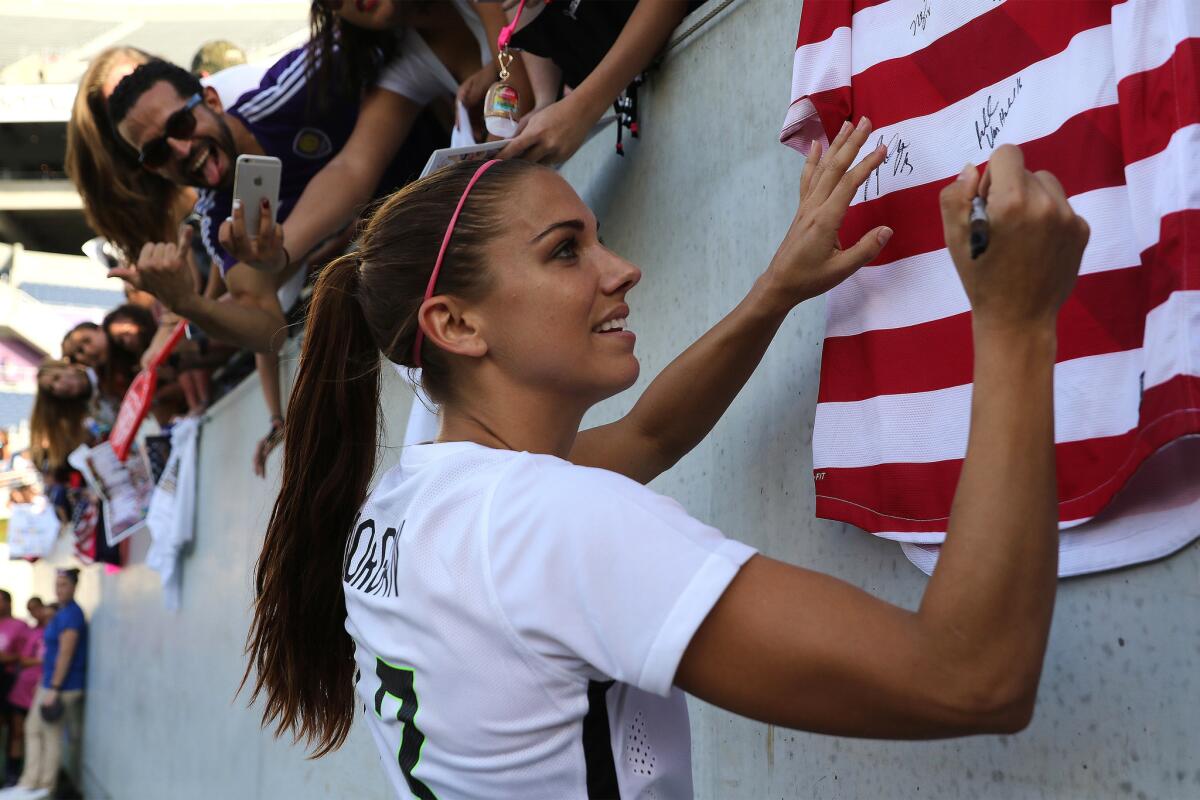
[{"xmin": 246, "ymin": 122, "xmax": 1089, "ymax": 798}]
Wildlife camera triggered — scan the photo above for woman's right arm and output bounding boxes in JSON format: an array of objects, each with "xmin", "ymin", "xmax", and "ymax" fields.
[
  {"xmin": 675, "ymin": 146, "xmax": 1090, "ymax": 738},
  {"xmin": 220, "ymin": 88, "xmax": 422, "ymax": 273}
]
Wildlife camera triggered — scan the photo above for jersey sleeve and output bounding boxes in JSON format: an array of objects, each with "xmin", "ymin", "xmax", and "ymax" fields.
[
  {"xmin": 779, "ymin": 0, "xmax": 853, "ymax": 155},
  {"xmin": 485, "ymin": 458, "xmax": 756, "ymax": 697},
  {"xmin": 195, "ymin": 194, "xmax": 236, "ymax": 275},
  {"xmin": 375, "ymin": 30, "xmax": 441, "ymax": 106}
]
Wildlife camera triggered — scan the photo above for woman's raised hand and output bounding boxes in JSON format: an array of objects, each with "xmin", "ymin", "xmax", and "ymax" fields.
[
  {"xmin": 940, "ymin": 146, "xmax": 1089, "ymax": 333},
  {"xmin": 218, "ymin": 198, "xmax": 288, "ymax": 273},
  {"xmin": 760, "ymin": 118, "xmax": 891, "ymax": 310}
]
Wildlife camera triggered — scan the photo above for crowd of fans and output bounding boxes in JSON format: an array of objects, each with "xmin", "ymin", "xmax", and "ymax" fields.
[
  {"xmin": 14, "ymin": 0, "xmax": 692, "ymax": 568},
  {"xmin": 2, "ymin": 2, "xmax": 697, "ymax": 794}
]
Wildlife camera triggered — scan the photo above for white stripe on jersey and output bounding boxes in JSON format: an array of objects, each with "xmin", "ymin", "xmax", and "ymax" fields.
[
  {"xmin": 1143, "ymin": 291, "xmax": 1200, "ymax": 390},
  {"xmin": 238, "ymin": 52, "xmax": 312, "ymax": 122},
  {"xmin": 1124, "ymin": 123, "xmax": 1200, "ymax": 250},
  {"xmin": 789, "ymin": 26, "xmax": 849, "ymax": 100},
  {"xmin": 825, "ymin": 185, "xmax": 1138, "ymax": 338},
  {"xmin": 813, "ymin": 347, "xmax": 1149, "ymax": 470},
  {"xmin": 847, "ymin": 0, "xmax": 1008, "ymax": 73},
  {"xmin": 235, "ymin": 50, "xmax": 308, "ymax": 116},
  {"xmin": 1112, "ymin": 0, "xmax": 1200, "ymax": 78}
]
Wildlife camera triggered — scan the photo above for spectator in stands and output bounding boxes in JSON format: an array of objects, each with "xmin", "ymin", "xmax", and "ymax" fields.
[
  {"xmin": 498, "ymin": 0, "xmax": 699, "ymax": 163},
  {"xmin": 107, "ymin": 55, "xmax": 437, "ymax": 354},
  {"xmin": 59, "ymin": 324, "xmax": 106, "ymax": 370},
  {"xmin": 65, "ymin": 47, "xmax": 186, "ymax": 266},
  {"xmin": 4, "ymin": 599, "xmax": 51, "ymax": 788},
  {"xmin": 67, "ymin": 46, "xmax": 262, "ymax": 267},
  {"xmin": 23, "ymin": 600, "xmax": 43, "ymax": 628},
  {"xmin": 0, "ymin": 593, "xmax": 30, "ymax": 788},
  {"xmin": 61, "ymin": 323, "xmax": 138, "ymax": 406},
  {"xmin": 5, "ymin": 572, "xmax": 87, "ymax": 800},
  {"xmin": 101, "ymin": 304, "xmax": 157, "ymax": 361},
  {"xmin": 219, "ymin": 0, "xmax": 529, "ymax": 275},
  {"xmin": 29, "ymin": 362, "xmax": 97, "ymax": 470},
  {"xmin": 190, "ymin": 40, "xmax": 248, "ymax": 78},
  {"xmin": 108, "ymin": 53, "xmax": 442, "ymax": 474}
]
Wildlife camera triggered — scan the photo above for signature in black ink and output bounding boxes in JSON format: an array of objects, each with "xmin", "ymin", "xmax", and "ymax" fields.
[
  {"xmin": 910, "ymin": 0, "xmax": 932, "ymax": 36},
  {"xmin": 863, "ymin": 132, "xmax": 915, "ymax": 202},
  {"xmin": 974, "ymin": 76, "xmax": 1024, "ymax": 151}
]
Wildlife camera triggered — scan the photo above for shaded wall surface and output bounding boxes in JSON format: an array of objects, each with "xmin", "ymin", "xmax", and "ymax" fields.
[{"xmin": 81, "ymin": 1, "xmax": 1198, "ymax": 797}]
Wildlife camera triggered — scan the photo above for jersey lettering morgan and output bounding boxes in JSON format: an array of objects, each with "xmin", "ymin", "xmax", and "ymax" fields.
[{"xmin": 342, "ymin": 441, "xmax": 755, "ymax": 799}]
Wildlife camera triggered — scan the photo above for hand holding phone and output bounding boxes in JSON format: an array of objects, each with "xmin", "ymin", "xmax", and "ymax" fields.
[{"xmin": 233, "ymin": 155, "xmax": 282, "ymax": 240}]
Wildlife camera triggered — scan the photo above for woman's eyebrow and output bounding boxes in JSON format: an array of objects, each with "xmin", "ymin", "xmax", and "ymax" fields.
[{"xmin": 530, "ymin": 219, "xmax": 585, "ymax": 243}]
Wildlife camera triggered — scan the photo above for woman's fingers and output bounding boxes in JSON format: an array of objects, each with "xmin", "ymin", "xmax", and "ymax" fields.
[
  {"xmin": 810, "ymin": 117, "xmax": 875, "ymax": 207},
  {"xmin": 822, "ymin": 141, "xmax": 888, "ymax": 221},
  {"xmin": 231, "ymin": 200, "xmax": 249, "ymax": 252},
  {"xmin": 799, "ymin": 140, "xmax": 822, "ymax": 203},
  {"xmin": 832, "ymin": 225, "xmax": 894, "ymax": 278},
  {"xmin": 258, "ymin": 199, "xmax": 274, "ymax": 240},
  {"xmin": 822, "ymin": 119, "xmax": 855, "ymax": 165}
]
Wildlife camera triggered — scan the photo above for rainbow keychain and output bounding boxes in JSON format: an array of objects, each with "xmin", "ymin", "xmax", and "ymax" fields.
[{"xmin": 484, "ymin": 0, "xmax": 527, "ymax": 138}]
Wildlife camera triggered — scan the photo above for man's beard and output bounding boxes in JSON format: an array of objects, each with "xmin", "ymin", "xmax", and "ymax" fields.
[{"xmin": 181, "ymin": 110, "xmax": 239, "ymax": 190}]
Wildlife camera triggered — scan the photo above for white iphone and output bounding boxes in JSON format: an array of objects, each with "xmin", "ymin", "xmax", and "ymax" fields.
[{"xmin": 233, "ymin": 154, "xmax": 282, "ymax": 239}]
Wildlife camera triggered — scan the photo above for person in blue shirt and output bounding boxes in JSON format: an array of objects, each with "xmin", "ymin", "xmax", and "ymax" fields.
[{"xmin": 5, "ymin": 571, "xmax": 87, "ymax": 800}]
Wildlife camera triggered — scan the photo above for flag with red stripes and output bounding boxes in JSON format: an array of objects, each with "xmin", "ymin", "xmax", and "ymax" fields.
[{"xmin": 781, "ymin": 0, "xmax": 1200, "ymax": 544}]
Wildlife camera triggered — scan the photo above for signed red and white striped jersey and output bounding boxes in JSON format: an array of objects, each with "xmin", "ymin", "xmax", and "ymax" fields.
[{"xmin": 781, "ymin": 0, "xmax": 1200, "ymax": 569}]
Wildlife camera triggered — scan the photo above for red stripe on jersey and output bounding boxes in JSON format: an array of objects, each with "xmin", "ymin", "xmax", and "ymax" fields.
[
  {"xmin": 1117, "ymin": 37, "xmax": 1200, "ymax": 163},
  {"xmin": 792, "ymin": 0, "xmax": 897, "ymax": 50},
  {"xmin": 808, "ymin": 86, "xmax": 853, "ymax": 140},
  {"xmin": 852, "ymin": 1, "xmax": 1115, "ymax": 130},
  {"xmin": 843, "ymin": 105, "xmax": 1125, "ymax": 268},
  {"xmin": 795, "ymin": 0, "xmax": 850, "ymax": 50},
  {"xmin": 815, "ymin": 374, "xmax": 1200, "ymax": 535},
  {"xmin": 817, "ymin": 266, "xmax": 1153, "ymax": 403},
  {"xmin": 1144, "ymin": 210, "xmax": 1200, "ymax": 313}
]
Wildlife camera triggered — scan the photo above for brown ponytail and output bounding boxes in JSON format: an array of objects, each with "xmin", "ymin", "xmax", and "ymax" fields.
[
  {"xmin": 244, "ymin": 253, "xmax": 380, "ymax": 756},
  {"xmin": 244, "ymin": 158, "xmax": 541, "ymax": 756}
]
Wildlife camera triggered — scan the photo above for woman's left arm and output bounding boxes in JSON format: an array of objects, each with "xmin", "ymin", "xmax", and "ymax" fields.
[{"xmin": 570, "ymin": 122, "xmax": 892, "ymax": 483}]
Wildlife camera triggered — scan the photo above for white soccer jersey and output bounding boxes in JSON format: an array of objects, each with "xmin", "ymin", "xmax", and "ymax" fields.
[{"xmin": 343, "ymin": 442, "xmax": 755, "ymax": 799}]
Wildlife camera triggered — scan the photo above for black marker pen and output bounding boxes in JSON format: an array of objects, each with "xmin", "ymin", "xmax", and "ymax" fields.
[{"xmin": 969, "ymin": 196, "xmax": 990, "ymax": 259}]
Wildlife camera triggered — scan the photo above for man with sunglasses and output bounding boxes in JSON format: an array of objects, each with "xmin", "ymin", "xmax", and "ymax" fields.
[{"xmin": 107, "ymin": 54, "xmax": 408, "ymax": 353}]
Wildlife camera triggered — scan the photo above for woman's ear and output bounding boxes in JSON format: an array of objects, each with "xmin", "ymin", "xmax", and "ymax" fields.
[{"xmin": 417, "ymin": 296, "xmax": 489, "ymax": 360}]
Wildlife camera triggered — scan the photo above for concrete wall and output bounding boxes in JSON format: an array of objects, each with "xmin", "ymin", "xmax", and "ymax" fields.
[{"xmin": 77, "ymin": 0, "xmax": 1198, "ymax": 797}]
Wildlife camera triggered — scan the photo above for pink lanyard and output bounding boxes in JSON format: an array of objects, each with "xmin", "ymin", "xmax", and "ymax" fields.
[{"xmin": 496, "ymin": 0, "xmax": 528, "ymax": 52}]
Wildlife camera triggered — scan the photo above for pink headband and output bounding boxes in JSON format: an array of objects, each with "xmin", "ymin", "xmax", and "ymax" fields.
[{"xmin": 412, "ymin": 159, "xmax": 500, "ymax": 368}]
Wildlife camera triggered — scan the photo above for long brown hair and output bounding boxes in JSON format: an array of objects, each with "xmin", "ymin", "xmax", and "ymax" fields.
[
  {"xmin": 307, "ymin": 1, "xmax": 398, "ymax": 110},
  {"xmin": 244, "ymin": 159, "xmax": 536, "ymax": 755},
  {"xmin": 29, "ymin": 360, "xmax": 93, "ymax": 469},
  {"xmin": 65, "ymin": 47, "xmax": 182, "ymax": 262}
]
